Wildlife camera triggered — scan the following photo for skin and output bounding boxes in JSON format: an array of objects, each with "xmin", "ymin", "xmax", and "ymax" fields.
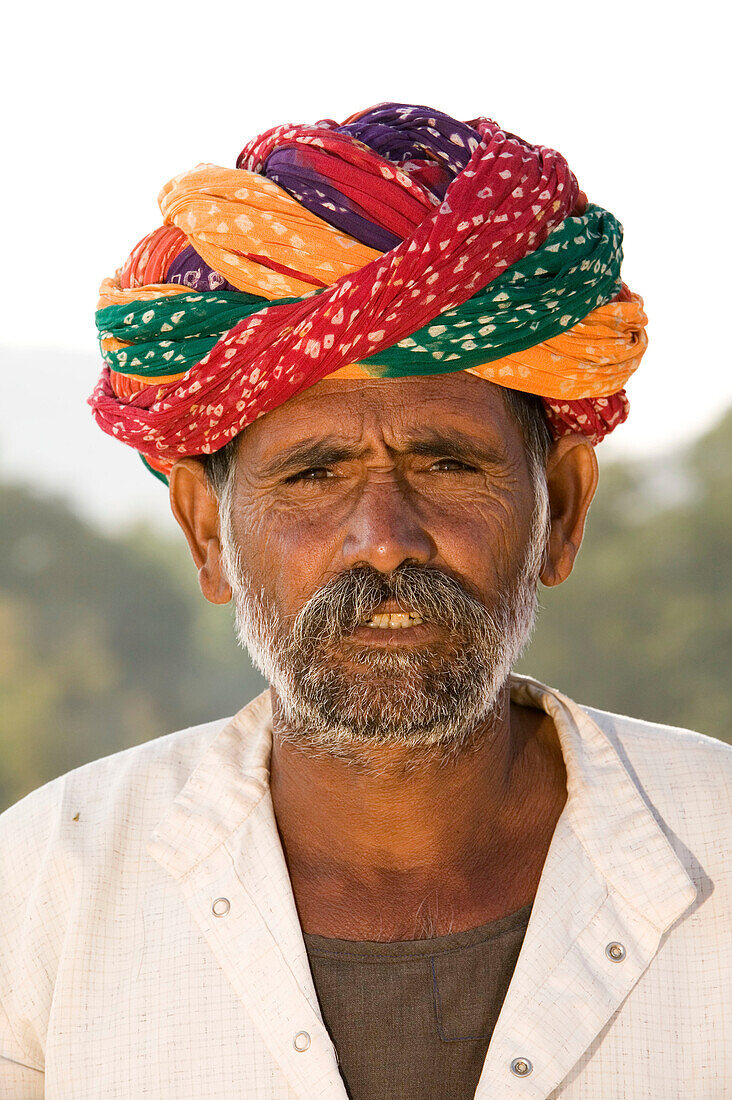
[{"xmin": 169, "ymin": 373, "xmax": 598, "ymax": 940}]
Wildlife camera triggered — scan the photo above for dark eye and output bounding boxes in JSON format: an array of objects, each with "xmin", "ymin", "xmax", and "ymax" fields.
[
  {"xmin": 285, "ymin": 466, "xmax": 333, "ymax": 483},
  {"xmin": 430, "ymin": 458, "xmax": 476, "ymax": 472}
]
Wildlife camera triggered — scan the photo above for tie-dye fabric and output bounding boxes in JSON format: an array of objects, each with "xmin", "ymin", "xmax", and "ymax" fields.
[
  {"xmin": 97, "ymin": 206, "xmax": 644, "ymax": 400},
  {"xmin": 235, "ymin": 105, "xmax": 479, "ymax": 249},
  {"xmin": 88, "ymin": 103, "xmax": 648, "ymax": 482}
]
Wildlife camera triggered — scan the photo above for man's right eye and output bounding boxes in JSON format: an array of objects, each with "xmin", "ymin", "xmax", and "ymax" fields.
[{"xmin": 285, "ymin": 467, "xmax": 333, "ymax": 483}]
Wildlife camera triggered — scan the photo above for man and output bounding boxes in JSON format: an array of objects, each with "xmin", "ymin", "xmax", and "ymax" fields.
[{"xmin": 0, "ymin": 103, "xmax": 729, "ymax": 1099}]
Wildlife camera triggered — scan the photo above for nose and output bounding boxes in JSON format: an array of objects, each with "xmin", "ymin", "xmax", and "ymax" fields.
[{"xmin": 340, "ymin": 477, "xmax": 436, "ymax": 573}]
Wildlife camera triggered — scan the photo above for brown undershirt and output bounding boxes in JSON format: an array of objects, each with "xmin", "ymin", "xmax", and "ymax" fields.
[{"xmin": 303, "ymin": 901, "xmax": 532, "ymax": 1100}]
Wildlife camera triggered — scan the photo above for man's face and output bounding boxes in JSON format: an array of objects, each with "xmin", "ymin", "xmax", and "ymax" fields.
[{"xmin": 217, "ymin": 373, "xmax": 550, "ymax": 757}]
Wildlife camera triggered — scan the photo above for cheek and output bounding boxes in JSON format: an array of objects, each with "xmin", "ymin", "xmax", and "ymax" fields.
[
  {"xmin": 429, "ymin": 484, "xmax": 531, "ymax": 587},
  {"xmin": 233, "ymin": 497, "xmax": 342, "ymax": 607}
]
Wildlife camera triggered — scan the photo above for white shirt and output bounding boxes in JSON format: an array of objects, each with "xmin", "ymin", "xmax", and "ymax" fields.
[{"xmin": 0, "ymin": 672, "xmax": 730, "ymax": 1099}]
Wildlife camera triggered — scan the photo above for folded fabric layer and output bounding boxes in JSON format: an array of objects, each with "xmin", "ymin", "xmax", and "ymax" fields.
[
  {"xmin": 158, "ymin": 164, "xmax": 381, "ymax": 298},
  {"xmin": 97, "ymin": 205, "xmax": 642, "ymax": 402}
]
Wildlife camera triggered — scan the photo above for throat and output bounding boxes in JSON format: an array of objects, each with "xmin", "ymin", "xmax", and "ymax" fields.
[
  {"xmin": 270, "ymin": 700, "xmax": 567, "ymax": 941},
  {"xmin": 291, "ymin": 861, "xmax": 539, "ymax": 941}
]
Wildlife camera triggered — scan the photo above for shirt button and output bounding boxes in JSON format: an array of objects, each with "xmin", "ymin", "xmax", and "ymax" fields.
[
  {"xmin": 212, "ymin": 897, "xmax": 231, "ymax": 917},
  {"xmin": 606, "ymin": 941, "xmax": 626, "ymax": 962},
  {"xmin": 293, "ymin": 1031, "xmax": 311, "ymax": 1052},
  {"xmin": 510, "ymin": 1057, "xmax": 533, "ymax": 1077}
]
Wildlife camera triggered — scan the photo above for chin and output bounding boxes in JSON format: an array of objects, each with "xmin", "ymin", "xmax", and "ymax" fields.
[{"xmin": 274, "ymin": 660, "xmax": 503, "ymax": 752}]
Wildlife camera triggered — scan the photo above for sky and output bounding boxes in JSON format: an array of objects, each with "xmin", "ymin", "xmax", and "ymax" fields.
[{"xmin": 2, "ymin": 0, "xmax": 729, "ymax": 535}]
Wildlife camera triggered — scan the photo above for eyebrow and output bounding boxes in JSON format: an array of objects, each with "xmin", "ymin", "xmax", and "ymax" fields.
[{"xmin": 259, "ymin": 428, "xmax": 508, "ymax": 480}]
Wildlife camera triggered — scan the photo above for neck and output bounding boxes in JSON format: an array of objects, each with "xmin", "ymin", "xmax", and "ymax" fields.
[{"xmin": 268, "ymin": 679, "xmax": 567, "ymax": 939}]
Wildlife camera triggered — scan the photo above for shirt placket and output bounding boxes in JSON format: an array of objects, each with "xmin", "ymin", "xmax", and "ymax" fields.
[
  {"xmin": 175, "ymin": 801, "xmax": 348, "ymax": 1100},
  {"xmin": 474, "ymin": 817, "xmax": 692, "ymax": 1098}
]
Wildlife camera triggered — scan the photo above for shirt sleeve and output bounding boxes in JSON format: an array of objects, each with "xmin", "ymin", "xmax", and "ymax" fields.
[
  {"xmin": 0, "ymin": 777, "xmax": 70, "ymax": 1090},
  {"xmin": 0, "ymin": 996, "xmax": 44, "ymax": 1098}
]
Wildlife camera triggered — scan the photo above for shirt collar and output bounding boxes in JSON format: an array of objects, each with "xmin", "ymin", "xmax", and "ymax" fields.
[
  {"xmin": 147, "ymin": 688, "xmax": 272, "ymax": 880},
  {"xmin": 148, "ymin": 672, "xmax": 696, "ymax": 932},
  {"xmin": 510, "ymin": 673, "xmax": 696, "ymax": 934}
]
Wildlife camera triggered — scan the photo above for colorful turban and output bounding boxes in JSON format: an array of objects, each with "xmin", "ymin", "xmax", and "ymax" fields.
[{"xmin": 88, "ymin": 103, "xmax": 648, "ymax": 483}]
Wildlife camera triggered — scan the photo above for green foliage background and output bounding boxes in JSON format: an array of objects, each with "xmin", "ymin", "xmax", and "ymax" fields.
[{"xmin": 1, "ymin": 412, "xmax": 730, "ymax": 813}]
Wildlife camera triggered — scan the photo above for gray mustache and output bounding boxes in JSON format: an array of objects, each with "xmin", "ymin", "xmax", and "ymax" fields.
[{"xmin": 290, "ymin": 565, "xmax": 497, "ymax": 647}]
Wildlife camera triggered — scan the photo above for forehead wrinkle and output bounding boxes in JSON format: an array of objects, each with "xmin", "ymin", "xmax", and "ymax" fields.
[
  {"xmin": 247, "ymin": 377, "xmax": 520, "ymax": 478},
  {"xmin": 257, "ymin": 423, "xmax": 510, "ymax": 480}
]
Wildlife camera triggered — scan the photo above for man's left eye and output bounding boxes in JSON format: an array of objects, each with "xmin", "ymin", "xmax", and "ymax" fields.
[{"xmin": 430, "ymin": 459, "xmax": 474, "ymax": 472}]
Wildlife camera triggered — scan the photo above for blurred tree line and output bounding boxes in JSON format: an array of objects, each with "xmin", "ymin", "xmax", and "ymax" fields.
[{"xmin": 1, "ymin": 411, "xmax": 730, "ymax": 812}]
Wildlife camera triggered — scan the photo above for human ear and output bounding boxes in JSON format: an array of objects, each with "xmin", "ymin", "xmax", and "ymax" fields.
[
  {"xmin": 168, "ymin": 458, "xmax": 232, "ymax": 605},
  {"xmin": 540, "ymin": 433, "xmax": 599, "ymax": 588}
]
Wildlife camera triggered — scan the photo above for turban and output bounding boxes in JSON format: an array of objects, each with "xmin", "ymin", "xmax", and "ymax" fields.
[{"xmin": 88, "ymin": 103, "xmax": 648, "ymax": 484}]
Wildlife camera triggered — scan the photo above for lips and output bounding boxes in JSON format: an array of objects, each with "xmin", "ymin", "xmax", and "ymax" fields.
[{"xmin": 359, "ymin": 611, "xmax": 425, "ymax": 629}]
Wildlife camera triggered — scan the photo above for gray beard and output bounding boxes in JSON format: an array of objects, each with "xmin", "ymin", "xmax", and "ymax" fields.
[{"xmin": 218, "ymin": 485, "xmax": 549, "ymax": 763}]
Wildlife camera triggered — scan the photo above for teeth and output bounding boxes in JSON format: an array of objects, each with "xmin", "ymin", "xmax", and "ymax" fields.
[{"xmin": 361, "ymin": 612, "xmax": 425, "ymax": 629}]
